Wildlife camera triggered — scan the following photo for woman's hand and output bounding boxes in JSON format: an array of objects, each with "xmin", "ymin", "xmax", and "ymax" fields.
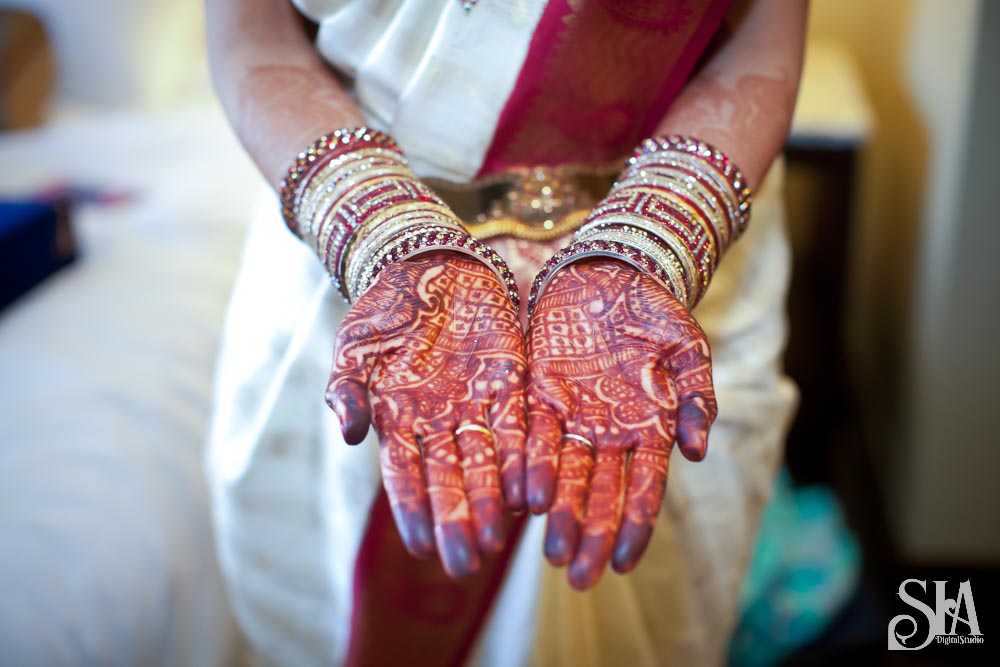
[
  {"xmin": 525, "ymin": 257, "xmax": 717, "ymax": 589},
  {"xmin": 327, "ymin": 251, "xmax": 527, "ymax": 579}
]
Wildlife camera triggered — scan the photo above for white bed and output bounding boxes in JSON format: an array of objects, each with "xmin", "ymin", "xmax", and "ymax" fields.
[{"xmin": 0, "ymin": 2, "xmax": 264, "ymax": 663}]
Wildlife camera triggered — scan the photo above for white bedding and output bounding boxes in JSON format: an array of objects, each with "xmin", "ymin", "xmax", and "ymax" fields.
[{"xmin": 0, "ymin": 96, "xmax": 262, "ymax": 665}]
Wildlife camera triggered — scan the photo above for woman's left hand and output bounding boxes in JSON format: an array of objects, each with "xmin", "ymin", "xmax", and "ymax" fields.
[{"xmin": 525, "ymin": 257, "xmax": 717, "ymax": 589}]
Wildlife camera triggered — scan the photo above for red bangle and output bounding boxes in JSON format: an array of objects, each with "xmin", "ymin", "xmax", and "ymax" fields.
[{"xmin": 278, "ymin": 127, "xmax": 402, "ymax": 235}]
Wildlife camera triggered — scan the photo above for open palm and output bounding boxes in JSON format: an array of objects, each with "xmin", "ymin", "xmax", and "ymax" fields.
[
  {"xmin": 525, "ymin": 257, "xmax": 717, "ymax": 589},
  {"xmin": 327, "ymin": 251, "xmax": 527, "ymax": 579}
]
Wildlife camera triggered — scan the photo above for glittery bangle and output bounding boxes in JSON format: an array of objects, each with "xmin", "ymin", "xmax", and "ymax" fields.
[
  {"xmin": 296, "ymin": 149, "xmax": 407, "ymax": 231},
  {"xmin": 299, "ymin": 161, "xmax": 414, "ymax": 248},
  {"xmin": 282, "ymin": 128, "xmax": 519, "ymax": 308},
  {"xmin": 351, "ymin": 224, "xmax": 463, "ymax": 299},
  {"xmin": 530, "ymin": 135, "xmax": 752, "ymax": 315},
  {"xmin": 624, "ymin": 157, "xmax": 739, "ymax": 247},
  {"xmin": 587, "ymin": 189, "xmax": 718, "ymax": 273},
  {"xmin": 528, "ymin": 237, "xmax": 686, "ymax": 316},
  {"xmin": 630, "ymin": 135, "xmax": 752, "ymax": 235},
  {"xmin": 353, "ymin": 227, "xmax": 520, "ymax": 307},
  {"xmin": 577, "ymin": 188, "xmax": 716, "ymax": 303},
  {"xmin": 345, "ymin": 206, "xmax": 465, "ymax": 299},
  {"xmin": 575, "ymin": 220, "xmax": 702, "ymax": 304},
  {"xmin": 614, "ymin": 168, "xmax": 733, "ymax": 250},
  {"xmin": 278, "ymin": 127, "xmax": 403, "ymax": 235},
  {"xmin": 333, "ymin": 181, "xmax": 450, "ymax": 282},
  {"xmin": 575, "ymin": 225, "xmax": 694, "ymax": 305}
]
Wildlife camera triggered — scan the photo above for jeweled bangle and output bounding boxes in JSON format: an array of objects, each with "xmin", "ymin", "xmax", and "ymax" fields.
[
  {"xmin": 573, "ymin": 191, "xmax": 717, "ymax": 306},
  {"xmin": 344, "ymin": 209, "xmax": 465, "ymax": 299},
  {"xmin": 331, "ymin": 181, "xmax": 451, "ymax": 286},
  {"xmin": 278, "ymin": 127, "xmax": 404, "ymax": 235},
  {"xmin": 530, "ymin": 135, "xmax": 751, "ymax": 316},
  {"xmin": 296, "ymin": 149, "xmax": 405, "ymax": 229},
  {"xmin": 528, "ymin": 237, "xmax": 686, "ymax": 316},
  {"xmin": 586, "ymin": 190, "xmax": 718, "ymax": 274},
  {"xmin": 299, "ymin": 160, "xmax": 413, "ymax": 248},
  {"xmin": 280, "ymin": 127, "xmax": 519, "ymax": 308},
  {"xmin": 625, "ymin": 158, "xmax": 739, "ymax": 248},
  {"xmin": 575, "ymin": 220, "xmax": 701, "ymax": 304},
  {"xmin": 576, "ymin": 225, "xmax": 692, "ymax": 304},
  {"xmin": 353, "ymin": 227, "xmax": 520, "ymax": 307},
  {"xmin": 614, "ymin": 168, "xmax": 733, "ymax": 249},
  {"xmin": 631, "ymin": 135, "xmax": 752, "ymax": 236}
]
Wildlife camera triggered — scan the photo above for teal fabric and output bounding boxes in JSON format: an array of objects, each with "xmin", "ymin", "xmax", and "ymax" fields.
[{"xmin": 727, "ymin": 469, "xmax": 861, "ymax": 667}]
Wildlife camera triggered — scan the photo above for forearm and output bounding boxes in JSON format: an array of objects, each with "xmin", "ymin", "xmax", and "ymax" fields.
[
  {"xmin": 204, "ymin": 0, "xmax": 364, "ymax": 185},
  {"xmin": 655, "ymin": 0, "xmax": 808, "ymax": 190}
]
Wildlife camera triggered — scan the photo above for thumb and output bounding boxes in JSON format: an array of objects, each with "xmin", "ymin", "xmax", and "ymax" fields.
[{"xmin": 327, "ymin": 318, "xmax": 379, "ymax": 445}]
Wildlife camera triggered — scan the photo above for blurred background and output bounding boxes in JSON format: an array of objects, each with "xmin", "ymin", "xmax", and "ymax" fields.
[{"xmin": 0, "ymin": 1, "xmax": 996, "ymax": 665}]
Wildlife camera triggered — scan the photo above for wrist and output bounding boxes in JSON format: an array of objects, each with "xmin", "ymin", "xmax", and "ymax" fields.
[
  {"xmin": 356, "ymin": 225, "xmax": 518, "ymax": 303},
  {"xmin": 529, "ymin": 135, "xmax": 751, "ymax": 316},
  {"xmin": 278, "ymin": 127, "xmax": 519, "ymax": 308}
]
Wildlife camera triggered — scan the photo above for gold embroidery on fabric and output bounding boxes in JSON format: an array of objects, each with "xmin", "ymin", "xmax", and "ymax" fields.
[{"xmin": 425, "ymin": 164, "xmax": 618, "ymax": 241}]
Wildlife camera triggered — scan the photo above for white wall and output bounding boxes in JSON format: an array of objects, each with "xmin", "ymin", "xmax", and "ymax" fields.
[
  {"xmin": 897, "ymin": 0, "xmax": 1000, "ymax": 562},
  {"xmin": 0, "ymin": 0, "xmax": 206, "ymax": 110},
  {"xmin": 809, "ymin": 0, "xmax": 998, "ymax": 562}
]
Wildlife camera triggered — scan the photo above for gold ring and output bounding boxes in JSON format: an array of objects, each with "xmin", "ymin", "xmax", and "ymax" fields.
[
  {"xmin": 455, "ymin": 423, "xmax": 491, "ymax": 437},
  {"xmin": 562, "ymin": 433, "xmax": 594, "ymax": 448}
]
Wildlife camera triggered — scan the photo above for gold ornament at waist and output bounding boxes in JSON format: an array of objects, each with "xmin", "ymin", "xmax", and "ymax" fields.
[{"xmin": 424, "ymin": 163, "xmax": 619, "ymax": 241}]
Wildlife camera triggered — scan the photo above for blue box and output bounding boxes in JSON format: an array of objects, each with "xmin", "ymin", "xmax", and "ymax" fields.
[{"xmin": 0, "ymin": 200, "xmax": 76, "ymax": 311}]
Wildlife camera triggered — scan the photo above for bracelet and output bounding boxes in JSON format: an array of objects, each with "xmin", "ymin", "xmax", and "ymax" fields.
[
  {"xmin": 278, "ymin": 126, "xmax": 519, "ymax": 307},
  {"xmin": 631, "ymin": 135, "xmax": 751, "ymax": 235},
  {"xmin": 576, "ymin": 219, "xmax": 700, "ymax": 303},
  {"xmin": 584, "ymin": 191, "xmax": 716, "ymax": 290},
  {"xmin": 344, "ymin": 205, "xmax": 465, "ymax": 300},
  {"xmin": 528, "ymin": 135, "xmax": 752, "ymax": 316},
  {"xmin": 278, "ymin": 127, "xmax": 403, "ymax": 236},
  {"xmin": 528, "ymin": 237, "xmax": 686, "ymax": 315},
  {"xmin": 352, "ymin": 227, "xmax": 520, "ymax": 306}
]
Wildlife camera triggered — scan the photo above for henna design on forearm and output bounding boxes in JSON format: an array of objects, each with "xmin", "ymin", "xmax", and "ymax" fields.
[
  {"xmin": 328, "ymin": 252, "xmax": 527, "ymax": 579},
  {"xmin": 236, "ymin": 64, "xmax": 365, "ymax": 183},
  {"xmin": 656, "ymin": 69, "xmax": 794, "ymax": 190},
  {"xmin": 525, "ymin": 257, "xmax": 716, "ymax": 589}
]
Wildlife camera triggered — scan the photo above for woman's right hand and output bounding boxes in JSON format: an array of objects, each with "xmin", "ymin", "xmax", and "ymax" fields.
[{"xmin": 327, "ymin": 251, "xmax": 527, "ymax": 579}]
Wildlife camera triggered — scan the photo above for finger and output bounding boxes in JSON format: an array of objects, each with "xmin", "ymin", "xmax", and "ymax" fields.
[
  {"xmin": 543, "ymin": 436, "xmax": 594, "ymax": 567},
  {"xmin": 375, "ymin": 424, "xmax": 435, "ymax": 559},
  {"xmin": 676, "ymin": 395, "xmax": 715, "ymax": 462},
  {"xmin": 421, "ymin": 429, "xmax": 481, "ymax": 579},
  {"xmin": 456, "ymin": 419, "xmax": 505, "ymax": 554},
  {"xmin": 490, "ymin": 383, "xmax": 527, "ymax": 512},
  {"xmin": 567, "ymin": 448, "xmax": 626, "ymax": 590},
  {"xmin": 668, "ymin": 337, "xmax": 718, "ymax": 462},
  {"xmin": 611, "ymin": 438, "xmax": 670, "ymax": 573},
  {"xmin": 525, "ymin": 394, "xmax": 564, "ymax": 514},
  {"xmin": 327, "ymin": 318, "xmax": 380, "ymax": 445}
]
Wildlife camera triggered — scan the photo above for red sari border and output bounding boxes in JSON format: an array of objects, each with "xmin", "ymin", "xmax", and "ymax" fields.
[
  {"xmin": 345, "ymin": 489, "xmax": 528, "ymax": 667},
  {"xmin": 478, "ymin": 0, "xmax": 733, "ymax": 175}
]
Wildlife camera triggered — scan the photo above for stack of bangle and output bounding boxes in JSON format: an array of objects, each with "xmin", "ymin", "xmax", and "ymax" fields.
[
  {"xmin": 527, "ymin": 135, "xmax": 751, "ymax": 315},
  {"xmin": 279, "ymin": 127, "xmax": 519, "ymax": 306}
]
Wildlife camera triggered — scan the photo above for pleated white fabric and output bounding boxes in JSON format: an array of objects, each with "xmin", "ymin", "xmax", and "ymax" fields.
[
  {"xmin": 292, "ymin": 0, "xmax": 548, "ymax": 180},
  {"xmin": 206, "ymin": 2, "xmax": 798, "ymax": 665},
  {"xmin": 490, "ymin": 161, "xmax": 799, "ymax": 667}
]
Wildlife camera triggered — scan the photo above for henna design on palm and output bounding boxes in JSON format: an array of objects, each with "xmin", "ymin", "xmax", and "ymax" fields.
[
  {"xmin": 327, "ymin": 251, "xmax": 527, "ymax": 579},
  {"xmin": 525, "ymin": 257, "xmax": 717, "ymax": 589}
]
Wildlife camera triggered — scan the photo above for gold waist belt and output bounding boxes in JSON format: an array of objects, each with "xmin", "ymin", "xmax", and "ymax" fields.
[{"xmin": 424, "ymin": 163, "xmax": 618, "ymax": 242}]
